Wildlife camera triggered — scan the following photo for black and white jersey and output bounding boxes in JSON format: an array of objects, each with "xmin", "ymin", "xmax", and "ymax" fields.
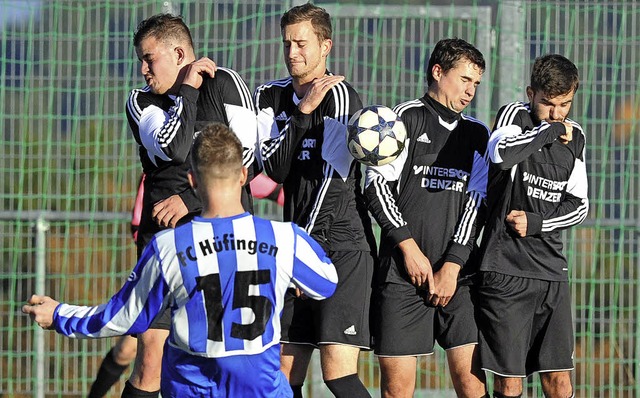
[
  {"xmin": 126, "ymin": 67, "xmax": 257, "ymax": 247},
  {"xmin": 365, "ymin": 95, "xmax": 489, "ymax": 283},
  {"xmin": 475, "ymin": 101, "xmax": 589, "ymax": 281},
  {"xmin": 254, "ymin": 73, "xmax": 374, "ymax": 253}
]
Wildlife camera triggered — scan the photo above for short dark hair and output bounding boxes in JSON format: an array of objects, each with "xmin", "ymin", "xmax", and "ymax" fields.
[
  {"xmin": 530, "ymin": 54, "xmax": 580, "ymax": 97},
  {"xmin": 281, "ymin": 2, "xmax": 332, "ymax": 42},
  {"xmin": 133, "ymin": 14, "xmax": 194, "ymax": 50},
  {"xmin": 426, "ymin": 38, "xmax": 485, "ymax": 86},
  {"xmin": 191, "ymin": 123, "xmax": 243, "ymax": 179}
]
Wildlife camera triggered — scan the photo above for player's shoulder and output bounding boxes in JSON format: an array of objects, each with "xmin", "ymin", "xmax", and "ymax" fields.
[
  {"xmin": 497, "ymin": 101, "xmax": 530, "ymax": 118},
  {"xmin": 393, "ymin": 98, "xmax": 424, "ymax": 116},
  {"xmin": 325, "ymin": 73, "xmax": 360, "ymax": 101},
  {"xmin": 126, "ymin": 86, "xmax": 166, "ymax": 117},
  {"xmin": 127, "ymin": 86, "xmax": 155, "ymax": 104},
  {"xmin": 255, "ymin": 76, "xmax": 293, "ymax": 93},
  {"xmin": 460, "ymin": 113, "xmax": 491, "ymax": 138},
  {"xmin": 565, "ymin": 117, "xmax": 586, "ymax": 143},
  {"xmin": 493, "ymin": 101, "xmax": 531, "ymax": 129},
  {"xmin": 207, "ymin": 66, "xmax": 245, "ymax": 85}
]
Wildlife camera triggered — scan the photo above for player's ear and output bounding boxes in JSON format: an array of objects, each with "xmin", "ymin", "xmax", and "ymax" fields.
[
  {"xmin": 239, "ymin": 167, "xmax": 248, "ymax": 186},
  {"xmin": 431, "ymin": 63, "xmax": 443, "ymax": 83},
  {"xmin": 175, "ymin": 46, "xmax": 186, "ymax": 65},
  {"xmin": 526, "ymin": 86, "xmax": 534, "ymax": 103},
  {"xmin": 187, "ymin": 169, "xmax": 198, "ymax": 189},
  {"xmin": 321, "ymin": 38, "xmax": 332, "ymax": 58}
]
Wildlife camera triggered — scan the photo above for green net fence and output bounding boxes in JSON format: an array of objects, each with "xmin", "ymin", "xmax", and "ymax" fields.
[{"xmin": 1, "ymin": 0, "xmax": 638, "ymax": 397}]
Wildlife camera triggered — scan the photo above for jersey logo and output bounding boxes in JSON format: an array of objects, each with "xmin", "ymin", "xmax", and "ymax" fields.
[
  {"xmin": 343, "ymin": 325, "xmax": 357, "ymax": 335},
  {"xmin": 417, "ymin": 132, "xmax": 432, "ymax": 144},
  {"xmin": 127, "ymin": 271, "xmax": 138, "ymax": 282},
  {"xmin": 275, "ymin": 111, "xmax": 289, "ymax": 121}
]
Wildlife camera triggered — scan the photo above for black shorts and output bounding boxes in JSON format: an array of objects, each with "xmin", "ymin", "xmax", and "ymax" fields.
[
  {"xmin": 280, "ymin": 250, "xmax": 373, "ymax": 349},
  {"xmin": 474, "ymin": 271, "xmax": 574, "ymax": 377},
  {"xmin": 373, "ymin": 281, "xmax": 478, "ymax": 356}
]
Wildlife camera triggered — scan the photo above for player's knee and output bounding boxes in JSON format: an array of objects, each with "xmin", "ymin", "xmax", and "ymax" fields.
[
  {"xmin": 540, "ymin": 372, "xmax": 573, "ymax": 397},
  {"xmin": 451, "ymin": 372, "xmax": 487, "ymax": 398},
  {"xmin": 493, "ymin": 377, "xmax": 522, "ymax": 397},
  {"xmin": 380, "ymin": 375, "xmax": 414, "ymax": 398},
  {"xmin": 113, "ymin": 337, "xmax": 137, "ymax": 364}
]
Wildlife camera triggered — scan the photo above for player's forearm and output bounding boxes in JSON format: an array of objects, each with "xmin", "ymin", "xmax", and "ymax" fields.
[
  {"xmin": 156, "ymin": 84, "xmax": 200, "ymax": 163},
  {"xmin": 492, "ymin": 123, "xmax": 565, "ymax": 170},
  {"xmin": 364, "ymin": 174, "xmax": 411, "ymax": 246},
  {"xmin": 539, "ymin": 195, "xmax": 589, "ymax": 233}
]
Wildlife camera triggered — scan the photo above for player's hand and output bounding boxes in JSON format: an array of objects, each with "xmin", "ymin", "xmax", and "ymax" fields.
[
  {"xmin": 298, "ymin": 75, "xmax": 345, "ymax": 114},
  {"xmin": 559, "ymin": 121, "xmax": 573, "ymax": 144},
  {"xmin": 429, "ymin": 262, "xmax": 460, "ymax": 307},
  {"xmin": 153, "ymin": 194, "xmax": 188, "ymax": 228},
  {"xmin": 505, "ymin": 210, "xmax": 528, "ymax": 237},
  {"xmin": 294, "ymin": 288, "xmax": 308, "ymax": 300},
  {"xmin": 398, "ymin": 239, "xmax": 434, "ymax": 293},
  {"xmin": 182, "ymin": 57, "xmax": 217, "ymax": 89},
  {"xmin": 22, "ymin": 295, "xmax": 59, "ymax": 330}
]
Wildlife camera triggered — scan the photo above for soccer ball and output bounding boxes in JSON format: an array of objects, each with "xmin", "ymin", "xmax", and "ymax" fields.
[{"xmin": 347, "ymin": 105, "xmax": 407, "ymax": 166}]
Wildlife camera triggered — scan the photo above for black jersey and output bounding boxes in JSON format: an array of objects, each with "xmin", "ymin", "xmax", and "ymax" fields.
[
  {"xmin": 475, "ymin": 101, "xmax": 589, "ymax": 281},
  {"xmin": 126, "ymin": 67, "xmax": 257, "ymax": 247},
  {"xmin": 365, "ymin": 94, "xmax": 489, "ymax": 284},
  {"xmin": 254, "ymin": 74, "xmax": 374, "ymax": 253}
]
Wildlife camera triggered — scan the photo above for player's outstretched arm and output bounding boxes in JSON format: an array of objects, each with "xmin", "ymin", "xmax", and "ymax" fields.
[{"xmin": 22, "ymin": 295, "xmax": 60, "ymax": 330}]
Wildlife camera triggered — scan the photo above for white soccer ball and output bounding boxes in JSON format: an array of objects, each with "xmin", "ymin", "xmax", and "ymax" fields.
[{"xmin": 347, "ymin": 105, "xmax": 407, "ymax": 166}]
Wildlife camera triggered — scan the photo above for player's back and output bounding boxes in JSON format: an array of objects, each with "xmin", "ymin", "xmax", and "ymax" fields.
[{"xmin": 153, "ymin": 212, "xmax": 337, "ymax": 395}]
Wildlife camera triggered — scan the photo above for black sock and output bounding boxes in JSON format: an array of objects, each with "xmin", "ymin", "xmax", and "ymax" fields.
[
  {"xmin": 291, "ymin": 384, "xmax": 303, "ymax": 398},
  {"xmin": 324, "ymin": 374, "xmax": 370, "ymax": 398},
  {"xmin": 88, "ymin": 348, "xmax": 129, "ymax": 398},
  {"xmin": 121, "ymin": 380, "xmax": 160, "ymax": 398}
]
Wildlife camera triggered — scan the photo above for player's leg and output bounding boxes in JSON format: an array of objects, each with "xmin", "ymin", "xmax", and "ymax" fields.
[
  {"xmin": 320, "ymin": 344, "xmax": 369, "ymax": 397},
  {"xmin": 436, "ymin": 284, "xmax": 486, "ymax": 397},
  {"xmin": 378, "ymin": 356, "xmax": 417, "ymax": 398},
  {"xmin": 474, "ymin": 272, "xmax": 537, "ymax": 398},
  {"xmin": 317, "ymin": 251, "xmax": 374, "ymax": 397},
  {"xmin": 280, "ymin": 288, "xmax": 317, "ymax": 397},
  {"xmin": 373, "ymin": 268, "xmax": 435, "ymax": 398},
  {"xmin": 122, "ymin": 305, "xmax": 171, "ymax": 398},
  {"xmin": 539, "ymin": 371, "xmax": 573, "ymax": 397},
  {"xmin": 280, "ymin": 342, "xmax": 314, "ymax": 397},
  {"xmin": 445, "ymin": 344, "xmax": 486, "ymax": 398},
  {"xmin": 532, "ymin": 281, "xmax": 574, "ymax": 398},
  {"xmin": 89, "ymin": 335, "xmax": 137, "ymax": 398}
]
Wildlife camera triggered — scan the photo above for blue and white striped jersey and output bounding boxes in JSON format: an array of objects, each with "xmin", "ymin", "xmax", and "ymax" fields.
[{"xmin": 53, "ymin": 213, "xmax": 338, "ymax": 359}]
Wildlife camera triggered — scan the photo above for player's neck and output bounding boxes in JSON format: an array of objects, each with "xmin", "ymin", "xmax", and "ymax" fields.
[
  {"xmin": 200, "ymin": 191, "xmax": 245, "ymax": 219},
  {"xmin": 292, "ymin": 68, "xmax": 327, "ymax": 98}
]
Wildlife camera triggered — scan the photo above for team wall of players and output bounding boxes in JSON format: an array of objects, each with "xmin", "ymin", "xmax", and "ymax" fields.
[{"xmin": 22, "ymin": 4, "xmax": 587, "ymax": 398}]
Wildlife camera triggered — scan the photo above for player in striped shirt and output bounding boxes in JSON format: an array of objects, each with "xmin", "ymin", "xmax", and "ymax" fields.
[
  {"xmin": 473, "ymin": 54, "xmax": 588, "ymax": 398},
  {"xmin": 23, "ymin": 123, "xmax": 338, "ymax": 397},
  {"xmin": 89, "ymin": 14, "xmax": 259, "ymax": 398}
]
